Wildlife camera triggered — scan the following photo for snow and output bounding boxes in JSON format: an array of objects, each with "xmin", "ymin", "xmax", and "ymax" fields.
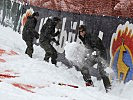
[
  {"xmin": 0, "ymin": 25, "xmax": 132, "ymax": 100},
  {"xmin": 64, "ymin": 42, "xmax": 87, "ymax": 68}
]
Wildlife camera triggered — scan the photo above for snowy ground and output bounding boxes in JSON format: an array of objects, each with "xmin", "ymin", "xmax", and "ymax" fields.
[{"xmin": 0, "ymin": 25, "xmax": 132, "ymax": 100}]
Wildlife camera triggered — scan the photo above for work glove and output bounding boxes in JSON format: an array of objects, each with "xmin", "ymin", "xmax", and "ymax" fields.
[
  {"xmin": 56, "ymin": 30, "xmax": 60, "ymax": 35},
  {"xmin": 52, "ymin": 38, "xmax": 56, "ymax": 42},
  {"xmin": 92, "ymin": 48, "xmax": 100, "ymax": 58},
  {"xmin": 55, "ymin": 41, "xmax": 60, "ymax": 46}
]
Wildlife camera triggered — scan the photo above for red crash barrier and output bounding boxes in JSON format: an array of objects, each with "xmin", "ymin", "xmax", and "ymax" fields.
[
  {"xmin": 0, "ymin": 49, "xmax": 18, "ymax": 56},
  {"xmin": 0, "ymin": 74, "xmax": 19, "ymax": 79},
  {"xmin": 0, "ymin": 49, "xmax": 18, "ymax": 63},
  {"xmin": 0, "ymin": 58, "xmax": 6, "ymax": 62},
  {"xmin": 12, "ymin": 83, "xmax": 35, "ymax": 93},
  {"xmin": 0, "ymin": 49, "xmax": 5, "ymax": 56}
]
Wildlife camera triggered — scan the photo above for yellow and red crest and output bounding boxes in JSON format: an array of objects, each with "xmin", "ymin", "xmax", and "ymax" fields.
[{"xmin": 110, "ymin": 21, "xmax": 133, "ymax": 82}]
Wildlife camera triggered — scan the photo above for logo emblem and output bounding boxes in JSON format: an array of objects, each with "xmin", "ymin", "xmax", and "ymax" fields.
[{"xmin": 110, "ymin": 21, "xmax": 133, "ymax": 82}]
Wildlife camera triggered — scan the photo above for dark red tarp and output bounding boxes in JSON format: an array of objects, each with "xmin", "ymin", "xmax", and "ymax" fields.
[{"xmin": 19, "ymin": 0, "xmax": 133, "ymax": 18}]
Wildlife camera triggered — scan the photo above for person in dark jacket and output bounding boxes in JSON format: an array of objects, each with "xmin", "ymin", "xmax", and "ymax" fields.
[
  {"xmin": 39, "ymin": 17, "xmax": 61, "ymax": 66},
  {"xmin": 22, "ymin": 12, "xmax": 39, "ymax": 58},
  {"xmin": 78, "ymin": 25, "xmax": 111, "ymax": 92}
]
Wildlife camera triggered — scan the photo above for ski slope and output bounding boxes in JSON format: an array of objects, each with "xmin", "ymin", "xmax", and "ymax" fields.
[{"xmin": 0, "ymin": 25, "xmax": 132, "ymax": 100}]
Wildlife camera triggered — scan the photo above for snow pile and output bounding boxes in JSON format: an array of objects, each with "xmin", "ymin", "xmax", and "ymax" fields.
[{"xmin": 64, "ymin": 42, "xmax": 87, "ymax": 68}]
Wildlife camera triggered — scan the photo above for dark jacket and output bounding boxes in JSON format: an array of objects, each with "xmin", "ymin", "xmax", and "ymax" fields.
[
  {"xmin": 39, "ymin": 18, "xmax": 59, "ymax": 43},
  {"xmin": 5, "ymin": 0, "xmax": 11, "ymax": 9},
  {"xmin": 22, "ymin": 16, "xmax": 39, "ymax": 41},
  {"xmin": 79, "ymin": 33, "xmax": 107, "ymax": 60}
]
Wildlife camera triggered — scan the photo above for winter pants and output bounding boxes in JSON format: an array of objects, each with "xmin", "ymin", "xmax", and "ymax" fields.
[
  {"xmin": 40, "ymin": 41, "xmax": 57, "ymax": 65},
  {"xmin": 81, "ymin": 56, "xmax": 111, "ymax": 89},
  {"xmin": 25, "ymin": 41, "xmax": 33, "ymax": 58}
]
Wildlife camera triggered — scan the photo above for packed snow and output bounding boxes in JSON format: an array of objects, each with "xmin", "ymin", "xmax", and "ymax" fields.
[
  {"xmin": 0, "ymin": 25, "xmax": 132, "ymax": 100},
  {"xmin": 64, "ymin": 42, "xmax": 87, "ymax": 68}
]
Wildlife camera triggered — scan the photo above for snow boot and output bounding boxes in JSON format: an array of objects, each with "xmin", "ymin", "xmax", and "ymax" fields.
[
  {"xmin": 105, "ymin": 86, "xmax": 111, "ymax": 93},
  {"xmin": 102, "ymin": 76, "xmax": 111, "ymax": 93},
  {"xmin": 86, "ymin": 80, "xmax": 94, "ymax": 87}
]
